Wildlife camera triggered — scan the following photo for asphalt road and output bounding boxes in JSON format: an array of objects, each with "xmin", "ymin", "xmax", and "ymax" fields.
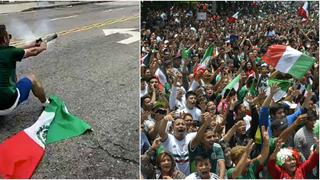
[{"xmin": 0, "ymin": 2, "xmax": 139, "ymax": 178}]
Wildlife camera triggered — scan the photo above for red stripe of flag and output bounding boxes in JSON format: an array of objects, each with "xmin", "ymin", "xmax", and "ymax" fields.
[
  {"xmin": 261, "ymin": 45, "xmax": 287, "ymax": 67},
  {"xmin": 0, "ymin": 131, "xmax": 44, "ymax": 179}
]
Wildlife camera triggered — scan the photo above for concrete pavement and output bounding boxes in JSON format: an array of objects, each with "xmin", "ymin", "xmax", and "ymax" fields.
[{"xmin": 0, "ymin": 1, "xmax": 99, "ymax": 14}]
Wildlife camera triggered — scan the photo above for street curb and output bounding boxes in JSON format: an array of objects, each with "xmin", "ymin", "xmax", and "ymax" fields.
[{"xmin": 21, "ymin": 1, "xmax": 107, "ymax": 12}]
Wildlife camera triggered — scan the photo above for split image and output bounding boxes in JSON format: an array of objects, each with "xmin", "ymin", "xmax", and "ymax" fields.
[{"xmin": 140, "ymin": 1, "xmax": 319, "ymax": 179}]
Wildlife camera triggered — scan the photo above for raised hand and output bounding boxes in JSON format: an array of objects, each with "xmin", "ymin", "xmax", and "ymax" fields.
[
  {"xmin": 261, "ymin": 126, "xmax": 269, "ymax": 144},
  {"xmin": 274, "ymin": 138, "xmax": 283, "ymax": 154},
  {"xmin": 246, "ymin": 139, "xmax": 255, "ymax": 154},
  {"xmin": 163, "ymin": 113, "xmax": 174, "ymax": 122},
  {"xmin": 151, "ymin": 137, "xmax": 162, "ymax": 151},
  {"xmin": 294, "ymin": 114, "xmax": 308, "ymax": 126},
  {"xmin": 270, "ymin": 84, "xmax": 280, "ymax": 95},
  {"xmin": 199, "ymin": 101, "xmax": 207, "ymax": 112},
  {"xmin": 314, "ymin": 137, "xmax": 319, "ymax": 153}
]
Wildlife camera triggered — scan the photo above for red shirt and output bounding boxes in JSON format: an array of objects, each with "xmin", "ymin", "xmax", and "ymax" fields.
[{"xmin": 268, "ymin": 151, "xmax": 319, "ymax": 179}]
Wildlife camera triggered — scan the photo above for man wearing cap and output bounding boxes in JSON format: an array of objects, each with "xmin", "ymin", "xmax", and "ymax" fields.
[
  {"xmin": 143, "ymin": 102, "xmax": 168, "ymax": 140},
  {"xmin": 0, "ymin": 24, "xmax": 49, "ymax": 116}
]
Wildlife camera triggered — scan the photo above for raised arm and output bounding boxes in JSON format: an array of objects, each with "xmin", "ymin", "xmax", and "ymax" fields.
[
  {"xmin": 281, "ymin": 114, "xmax": 307, "ymax": 142},
  {"xmin": 158, "ymin": 114, "xmax": 173, "ymax": 141},
  {"xmin": 268, "ymin": 138, "xmax": 283, "ymax": 178},
  {"xmin": 169, "ymin": 77, "xmax": 178, "ymax": 110},
  {"xmin": 190, "ymin": 112, "xmax": 211, "ymax": 150},
  {"xmin": 221, "ymin": 121, "xmax": 241, "ymax": 143},
  {"xmin": 253, "ymin": 126, "xmax": 269, "ymax": 165},
  {"xmin": 231, "ymin": 140, "xmax": 255, "ymax": 179}
]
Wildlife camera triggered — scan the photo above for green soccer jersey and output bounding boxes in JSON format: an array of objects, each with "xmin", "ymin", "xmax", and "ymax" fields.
[
  {"xmin": 227, "ymin": 159, "xmax": 260, "ymax": 179},
  {"xmin": 189, "ymin": 142, "xmax": 225, "ymax": 175},
  {"xmin": 0, "ymin": 46, "xmax": 24, "ymax": 109}
]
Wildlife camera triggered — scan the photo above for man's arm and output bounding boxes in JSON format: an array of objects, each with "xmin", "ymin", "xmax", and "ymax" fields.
[
  {"xmin": 267, "ymin": 138, "xmax": 283, "ymax": 179},
  {"xmin": 190, "ymin": 112, "xmax": 211, "ymax": 150},
  {"xmin": 280, "ymin": 114, "xmax": 307, "ymax": 142},
  {"xmin": 158, "ymin": 114, "xmax": 173, "ymax": 141},
  {"xmin": 287, "ymin": 89, "xmax": 312, "ymax": 125},
  {"xmin": 23, "ymin": 41, "xmax": 47, "ymax": 58},
  {"xmin": 260, "ymin": 84, "xmax": 278, "ymax": 136},
  {"xmin": 253, "ymin": 126, "xmax": 269, "ymax": 165},
  {"xmin": 221, "ymin": 121, "xmax": 241, "ymax": 143},
  {"xmin": 231, "ymin": 139, "xmax": 255, "ymax": 179},
  {"xmin": 218, "ymin": 159, "xmax": 226, "ymax": 179}
]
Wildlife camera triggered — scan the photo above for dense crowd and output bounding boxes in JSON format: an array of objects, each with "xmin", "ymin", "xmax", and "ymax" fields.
[{"xmin": 140, "ymin": 1, "xmax": 319, "ymax": 179}]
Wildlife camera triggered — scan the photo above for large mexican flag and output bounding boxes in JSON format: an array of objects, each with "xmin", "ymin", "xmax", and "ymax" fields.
[
  {"xmin": 262, "ymin": 45, "xmax": 315, "ymax": 79},
  {"xmin": 0, "ymin": 96, "xmax": 91, "ymax": 178}
]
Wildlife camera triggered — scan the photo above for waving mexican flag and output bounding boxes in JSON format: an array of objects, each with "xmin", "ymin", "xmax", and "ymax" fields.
[{"xmin": 262, "ymin": 45, "xmax": 315, "ymax": 79}]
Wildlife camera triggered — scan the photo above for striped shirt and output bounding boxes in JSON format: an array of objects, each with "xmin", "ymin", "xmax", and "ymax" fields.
[{"xmin": 294, "ymin": 126, "xmax": 315, "ymax": 159}]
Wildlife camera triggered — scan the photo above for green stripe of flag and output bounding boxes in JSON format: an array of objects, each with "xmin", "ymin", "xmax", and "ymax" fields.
[
  {"xmin": 45, "ymin": 96, "xmax": 91, "ymax": 144},
  {"xmin": 288, "ymin": 54, "xmax": 315, "ymax": 79}
]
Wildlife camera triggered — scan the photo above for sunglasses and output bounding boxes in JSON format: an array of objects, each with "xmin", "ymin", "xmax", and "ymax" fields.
[{"xmin": 154, "ymin": 108, "xmax": 167, "ymax": 115}]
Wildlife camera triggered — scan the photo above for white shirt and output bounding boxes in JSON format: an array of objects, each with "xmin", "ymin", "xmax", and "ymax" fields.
[
  {"xmin": 169, "ymin": 86, "xmax": 186, "ymax": 111},
  {"xmin": 178, "ymin": 106, "xmax": 202, "ymax": 122},
  {"xmin": 185, "ymin": 172, "xmax": 219, "ymax": 179},
  {"xmin": 162, "ymin": 133, "xmax": 196, "ymax": 176}
]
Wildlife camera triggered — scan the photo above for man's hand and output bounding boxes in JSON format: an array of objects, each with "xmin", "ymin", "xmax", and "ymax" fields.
[
  {"xmin": 294, "ymin": 114, "xmax": 308, "ymax": 127},
  {"xmin": 229, "ymin": 96, "xmax": 237, "ymax": 110},
  {"xmin": 261, "ymin": 126, "xmax": 269, "ymax": 144},
  {"xmin": 141, "ymin": 111, "xmax": 151, "ymax": 122},
  {"xmin": 151, "ymin": 137, "xmax": 162, "ymax": 151},
  {"xmin": 199, "ymin": 101, "xmax": 207, "ymax": 112},
  {"xmin": 246, "ymin": 139, "xmax": 255, "ymax": 154},
  {"xmin": 274, "ymin": 138, "xmax": 283, "ymax": 154},
  {"xmin": 270, "ymin": 84, "xmax": 279, "ymax": 95},
  {"xmin": 163, "ymin": 113, "xmax": 174, "ymax": 122},
  {"xmin": 315, "ymin": 137, "xmax": 319, "ymax": 153}
]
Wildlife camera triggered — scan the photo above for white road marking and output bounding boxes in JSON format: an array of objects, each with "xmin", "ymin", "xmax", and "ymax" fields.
[
  {"xmin": 103, "ymin": 28, "xmax": 139, "ymax": 44},
  {"xmin": 104, "ymin": 9, "xmax": 112, "ymax": 12},
  {"xmin": 49, "ymin": 15, "xmax": 78, "ymax": 21}
]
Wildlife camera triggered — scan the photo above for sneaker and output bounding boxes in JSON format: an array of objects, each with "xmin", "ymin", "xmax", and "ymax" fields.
[{"xmin": 42, "ymin": 98, "xmax": 50, "ymax": 107}]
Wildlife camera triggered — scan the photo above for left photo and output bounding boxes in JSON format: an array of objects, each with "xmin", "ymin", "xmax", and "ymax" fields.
[{"xmin": 0, "ymin": 1, "xmax": 139, "ymax": 178}]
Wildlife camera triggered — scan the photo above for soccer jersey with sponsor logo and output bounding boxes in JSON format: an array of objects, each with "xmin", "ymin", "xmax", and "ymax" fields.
[{"xmin": 162, "ymin": 133, "xmax": 196, "ymax": 175}]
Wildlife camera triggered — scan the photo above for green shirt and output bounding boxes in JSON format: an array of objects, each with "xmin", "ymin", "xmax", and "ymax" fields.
[
  {"xmin": 237, "ymin": 86, "xmax": 248, "ymax": 102},
  {"xmin": 0, "ymin": 46, "xmax": 24, "ymax": 109},
  {"xmin": 227, "ymin": 159, "xmax": 260, "ymax": 179},
  {"xmin": 188, "ymin": 143, "xmax": 225, "ymax": 174}
]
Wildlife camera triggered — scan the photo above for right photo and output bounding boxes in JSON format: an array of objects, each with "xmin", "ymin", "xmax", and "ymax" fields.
[{"xmin": 140, "ymin": 1, "xmax": 319, "ymax": 179}]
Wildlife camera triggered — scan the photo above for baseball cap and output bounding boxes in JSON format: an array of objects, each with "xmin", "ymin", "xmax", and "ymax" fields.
[{"xmin": 271, "ymin": 119, "xmax": 288, "ymax": 132}]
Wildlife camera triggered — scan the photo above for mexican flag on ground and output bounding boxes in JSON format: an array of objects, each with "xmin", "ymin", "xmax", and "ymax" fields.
[
  {"xmin": 0, "ymin": 96, "xmax": 91, "ymax": 179},
  {"xmin": 193, "ymin": 45, "xmax": 214, "ymax": 77},
  {"xmin": 268, "ymin": 79, "xmax": 293, "ymax": 102},
  {"xmin": 298, "ymin": 2, "xmax": 309, "ymax": 19},
  {"xmin": 262, "ymin": 45, "xmax": 315, "ymax": 79},
  {"xmin": 228, "ymin": 12, "xmax": 239, "ymax": 23}
]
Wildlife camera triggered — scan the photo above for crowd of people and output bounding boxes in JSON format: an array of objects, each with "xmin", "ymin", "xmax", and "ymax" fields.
[{"xmin": 140, "ymin": 1, "xmax": 319, "ymax": 179}]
